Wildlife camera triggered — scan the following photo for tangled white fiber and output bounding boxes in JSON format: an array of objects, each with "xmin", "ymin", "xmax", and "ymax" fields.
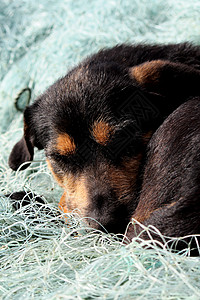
[
  {"xmin": 1, "ymin": 186, "xmax": 200, "ymax": 299},
  {"xmin": 1, "ymin": 0, "xmax": 200, "ymax": 298}
]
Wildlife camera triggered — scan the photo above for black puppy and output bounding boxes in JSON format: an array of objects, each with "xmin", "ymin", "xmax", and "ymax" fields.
[
  {"xmin": 8, "ymin": 42, "xmax": 200, "ymax": 234},
  {"xmin": 126, "ymin": 98, "xmax": 200, "ymax": 253}
]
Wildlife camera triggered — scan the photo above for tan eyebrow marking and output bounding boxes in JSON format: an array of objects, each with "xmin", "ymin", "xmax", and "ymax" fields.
[
  {"xmin": 131, "ymin": 60, "xmax": 168, "ymax": 86},
  {"xmin": 92, "ymin": 120, "xmax": 114, "ymax": 146},
  {"xmin": 56, "ymin": 133, "xmax": 76, "ymax": 155}
]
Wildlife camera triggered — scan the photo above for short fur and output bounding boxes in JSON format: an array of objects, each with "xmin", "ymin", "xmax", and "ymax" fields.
[
  {"xmin": 126, "ymin": 98, "xmax": 200, "ymax": 254},
  {"xmin": 8, "ymin": 42, "xmax": 200, "ymax": 235}
]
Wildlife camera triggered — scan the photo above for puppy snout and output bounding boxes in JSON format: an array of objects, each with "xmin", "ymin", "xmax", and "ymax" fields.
[{"xmin": 92, "ymin": 192, "xmax": 107, "ymax": 209}]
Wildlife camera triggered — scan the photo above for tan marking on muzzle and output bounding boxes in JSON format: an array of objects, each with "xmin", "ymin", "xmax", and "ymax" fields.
[
  {"xmin": 46, "ymin": 159, "xmax": 89, "ymax": 215},
  {"xmin": 110, "ymin": 154, "xmax": 143, "ymax": 203},
  {"xmin": 58, "ymin": 192, "xmax": 70, "ymax": 213},
  {"xmin": 62, "ymin": 174, "xmax": 89, "ymax": 215},
  {"xmin": 46, "ymin": 159, "xmax": 63, "ymax": 187}
]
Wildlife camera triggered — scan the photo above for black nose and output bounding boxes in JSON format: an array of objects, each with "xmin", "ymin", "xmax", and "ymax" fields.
[
  {"xmin": 87, "ymin": 192, "xmax": 111, "ymax": 231},
  {"xmin": 87, "ymin": 195, "xmax": 131, "ymax": 234}
]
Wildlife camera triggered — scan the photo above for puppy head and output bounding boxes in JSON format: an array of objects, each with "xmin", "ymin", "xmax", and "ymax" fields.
[{"xmin": 8, "ymin": 57, "xmax": 200, "ymax": 233}]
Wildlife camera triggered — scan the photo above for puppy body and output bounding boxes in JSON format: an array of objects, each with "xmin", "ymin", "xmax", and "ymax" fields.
[
  {"xmin": 126, "ymin": 98, "xmax": 200, "ymax": 251},
  {"xmin": 8, "ymin": 42, "xmax": 200, "ymax": 234}
]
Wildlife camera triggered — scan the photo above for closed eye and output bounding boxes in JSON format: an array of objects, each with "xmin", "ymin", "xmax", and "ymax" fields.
[{"xmin": 102, "ymin": 122, "xmax": 141, "ymax": 161}]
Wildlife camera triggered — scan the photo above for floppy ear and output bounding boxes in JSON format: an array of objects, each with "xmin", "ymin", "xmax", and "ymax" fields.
[
  {"xmin": 9, "ymin": 108, "xmax": 35, "ymax": 171},
  {"xmin": 8, "ymin": 136, "xmax": 34, "ymax": 171},
  {"xmin": 130, "ymin": 60, "xmax": 200, "ymax": 98}
]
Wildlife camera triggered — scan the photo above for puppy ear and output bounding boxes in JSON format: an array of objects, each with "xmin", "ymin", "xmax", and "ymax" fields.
[
  {"xmin": 8, "ymin": 136, "xmax": 34, "ymax": 171},
  {"xmin": 130, "ymin": 60, "xmax": 200, "ymax": 98},
  {"xmin": 9, "ymin": 108, "xmax": 35, "ymax": 171}
]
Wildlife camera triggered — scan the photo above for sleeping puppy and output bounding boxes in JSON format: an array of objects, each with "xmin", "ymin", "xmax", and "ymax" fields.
[
  {"xmin": 126, "ymin": 97, "xmax": 200, "ymax": 253},
  {"xmin": 8, "ymin": 42, "xmax": 200, "ymax": 234}
]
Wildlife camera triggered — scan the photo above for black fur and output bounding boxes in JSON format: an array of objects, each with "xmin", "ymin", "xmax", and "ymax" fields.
[
  {"xmin": 126, "ymin": 98, "xmax": 200, "ymax": 254},
  {"xmin": 8, "ymin": 42, "xmax": 200, "ymax": 237}
]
